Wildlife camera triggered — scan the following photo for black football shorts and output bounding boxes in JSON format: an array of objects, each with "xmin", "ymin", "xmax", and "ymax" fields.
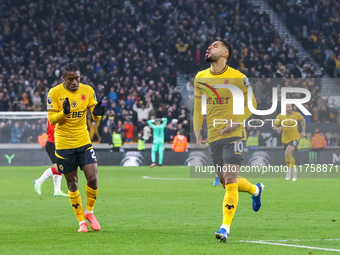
[{"xmin": 55, "ymin": 144, "xmax": 97, "ymax": 174}]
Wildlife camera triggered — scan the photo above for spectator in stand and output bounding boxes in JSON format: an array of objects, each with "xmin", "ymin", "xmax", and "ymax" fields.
[
  {"xmin": 137, "ymin": 119, "xmax": 147, "ymax": 133},
  {"xmin": 111, "ymin": 129, "xmax": 123, "ymax": 152},
  {"xmin": 143, "ymin": 118, "xmax": 152, "ymax": 143},
  {"xmin": 311, "ymin": 129, "xmax": 328, "ymax": 150},
  {"xmin": 125, "ymin": 96, "xmax": 135, "ymax": 109},
  {"xmin": 101, "ymin": 126, "xmax": 112, "ymax": 144},
  {"xmin": 297, "ymin": 136, "xmax": 312, "ymax": 151},
  {"xmin": 108, "ymin": 87, "xmax": 118, "ymax": 104},
  {"xmin": 124, "ymin": 117, "xmax": 135, "ymax": 143},
  {"xmin": 319, "ymin": 102, "xmax": 331, "ymax": 123},
  {"xmin": 133, "ymin": 99, "xmax": 153, "ymax": 123},
  {"xmin": 329, "ymin": 105, "xmax": 339, "ymax": 123},
  {"xmin": 0, "ymin": 92, "xmax": 9, "ymax": 111},
  {"xmin": 327, "ymin": 134, "xmax": 336, "ymax": 147},
  {"xmin": 10, "ymin": 122, "xmax": 22, "ymax": 143},
  {"xmin": 137, "ymin": 132, "xmax": 145, "ymax": 151},
  {"xmin": 165, "ymin": 121, "xmax": 178, "ymax": 143},
  {"xmin": 246, "ymin": 131, "xmax": 259, "ymax": 151},
  {"xmin": 178, "ymin": 108, "xmax": 188, "ymax": 123},
  {"xmin": 116, "ymin": 120, "xmax": 125, "ymax": 143},
  {"xmin": 172, "ymin": 129, "xmax": 188, "ymax": 152}
]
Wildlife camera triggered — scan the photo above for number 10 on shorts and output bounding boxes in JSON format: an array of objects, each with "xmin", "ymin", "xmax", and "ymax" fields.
[{"xmin": 234, "ymin": 141, "xmax": 243, "ymax": 153}]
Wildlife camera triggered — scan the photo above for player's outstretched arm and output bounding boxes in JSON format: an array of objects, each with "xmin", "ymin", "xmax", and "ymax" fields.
[
  {"xmin": 194, "ymin": 128, "xmax": 208, "ymax": 148},
  {"xmin": 273, "ymin": 124, "xmax": 282, "ymax": 134},
  {"xmin": 193, "ymin": 77, "xmax": 204, "ymax": 135},
  {"xmin": 300, "ymin": 117, "xmax": 306, "ymax": 138},
  {"xmin": 241, "ymin": 89, "xmax": 257, "ymax": 122}
]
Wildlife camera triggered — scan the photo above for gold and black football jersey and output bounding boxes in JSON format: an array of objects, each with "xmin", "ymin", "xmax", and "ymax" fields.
[
  {"xmin": 47, "ymin": 83, "xmax": 101, "ymax": 150},
  {"xmin": 274, "ymin": 111, "xmax": 303, "ymax": 144},
  {"xmin": 193, "ymin": 66, "xmax": 257, "ymax": 143}
]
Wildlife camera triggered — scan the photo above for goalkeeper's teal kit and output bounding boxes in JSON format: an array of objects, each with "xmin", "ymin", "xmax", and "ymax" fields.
[{"xmin": 147, "ymin": 118, "xmax": 168, "ymax": 165}]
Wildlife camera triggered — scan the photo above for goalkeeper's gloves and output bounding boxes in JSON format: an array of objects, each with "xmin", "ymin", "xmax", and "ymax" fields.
[
  {"xmin": 63, "ymin": 98, "xmax": 70, "ymax": 114},
  {"xmin": 93, "ymin": 101, "xmax": 105, "ymax": 116}
]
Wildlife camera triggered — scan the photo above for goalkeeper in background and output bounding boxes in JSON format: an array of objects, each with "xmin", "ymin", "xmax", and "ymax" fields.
[{"xmin": 147, "ymin": 117, "xmax": 168, "ymax": 167}]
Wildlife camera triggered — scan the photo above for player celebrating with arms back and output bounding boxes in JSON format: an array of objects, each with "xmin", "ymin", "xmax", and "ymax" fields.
[
  {"xmin": 273, "ymin": 104, "xmax": 306, "ymax": 181},
  {"xmin": 148, "ymin": 117, "xmax": 168, "ymax": 167},
  {"xmin": 193, "ymin": 40, "xmax": 264, "ymax": 243},
  {"xmin": 47, "ymin": 63, "xmax": 105, "ymax": 232}
]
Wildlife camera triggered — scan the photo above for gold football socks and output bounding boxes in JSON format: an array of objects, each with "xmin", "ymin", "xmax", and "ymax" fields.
[
  {"xmin": 222, "ymin": 183, "xmax": 238, "ymax": 229},
  {"xmin": 85, "ymin": 185, "xmax": 98, "ymax": 213},
  {"xmin": 68, "ymin": 189, "xmax": 85, "ymax": 222},
  {"xmin": 238, "ymin": 177, "xmax": 257, "ymax": 195}
]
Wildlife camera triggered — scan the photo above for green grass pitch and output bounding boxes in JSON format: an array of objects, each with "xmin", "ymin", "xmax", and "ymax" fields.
[{"xmin": 1, "ymin": 166, "xmax": 340, "ymax": 255}]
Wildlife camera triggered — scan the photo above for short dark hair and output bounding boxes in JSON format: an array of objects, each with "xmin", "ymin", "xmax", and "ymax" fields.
[
  {"xmin": 217, "ymin": 39, "xmax": 233, "ymax": 60},
  {"xmin": 61, "ymin": 63, "xmax": 80, "ymax": 76}
]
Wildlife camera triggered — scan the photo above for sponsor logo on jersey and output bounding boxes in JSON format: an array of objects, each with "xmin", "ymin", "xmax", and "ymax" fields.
[
  {"xmin": 244, "ymin": 77, "xmax": 250, "ymax": 87},
  {"xmin": 198, "ymin": 82, "xmax": 311, "ymax": 116},
  {"xmin": 66, "ymin": 111, "xmax": 84, "ymax": 118}
]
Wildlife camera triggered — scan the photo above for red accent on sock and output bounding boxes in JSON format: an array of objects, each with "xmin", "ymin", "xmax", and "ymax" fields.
[
  {"xmin": 51, "ymin": 167, "xmax": 61, "ymax": 175},
  {"xmin": 51, "ymin": 167, "xmax": 57, "ymax": 175}
]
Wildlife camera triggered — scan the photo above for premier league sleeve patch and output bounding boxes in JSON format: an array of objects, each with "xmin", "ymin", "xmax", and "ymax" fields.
[
  {"xmin": 47, "ymin": 96, "xmax": 52, "ymax": 104},
  {"xmin": 244, "ymin": 77, "xmax": 250, "ymax": 87}
]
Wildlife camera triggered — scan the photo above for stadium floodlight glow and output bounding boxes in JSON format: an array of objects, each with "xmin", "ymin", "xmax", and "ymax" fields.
[{"xmin": 201, "ymin": 85, "xmax": 312, "ymax": 116}]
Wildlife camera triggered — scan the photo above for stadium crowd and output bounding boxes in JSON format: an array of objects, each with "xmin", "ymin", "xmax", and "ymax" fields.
[{"xmin": 0, "ymin": 0, "xmax": 339, "ymax": 145}]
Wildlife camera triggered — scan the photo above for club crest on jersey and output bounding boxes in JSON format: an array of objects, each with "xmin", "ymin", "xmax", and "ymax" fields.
[
  {"xmin": 47, "ymin": 96, "xmax": 52, "ymax": 104},
  {"xmin": 81, "ymin": 94, "xmax": 86, "ymax": 100},
  {"xmin": 59, "ymin": 165, "xmax": 64, "ymax": 171},
  {"xmin": 71, "ymin": 101, "xmax": 78, "ymax": 108}
]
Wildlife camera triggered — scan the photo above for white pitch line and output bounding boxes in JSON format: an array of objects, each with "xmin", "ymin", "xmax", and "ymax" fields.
[
  {"xmin": 241, "ymin": 238, "xmax": 340, "ymax": 242},
  {"xmin": 242, "ymin": 240, "xmax": 340, "ymax": 252},
  {"xmin": 142, "ymin": 176, "xmax": 192, "ymax": 180}
]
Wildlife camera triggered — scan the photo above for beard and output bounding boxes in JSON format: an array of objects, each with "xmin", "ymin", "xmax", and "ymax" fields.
[{"xmin": 205, "ymin": 54, "xmax": 218, "ymax": 63}]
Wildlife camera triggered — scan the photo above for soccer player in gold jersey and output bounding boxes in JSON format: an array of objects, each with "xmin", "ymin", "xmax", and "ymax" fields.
[
  {"xmin": 193, "ymin": 40, "xmax": 264, "ymax": 243},
  {"xmin": 273, "ymin": 104, "xmax": 306, "ymax": 181},
  {"xmin": 47, "ymin": 63, "xmax": 105, "ymax": 232}
]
